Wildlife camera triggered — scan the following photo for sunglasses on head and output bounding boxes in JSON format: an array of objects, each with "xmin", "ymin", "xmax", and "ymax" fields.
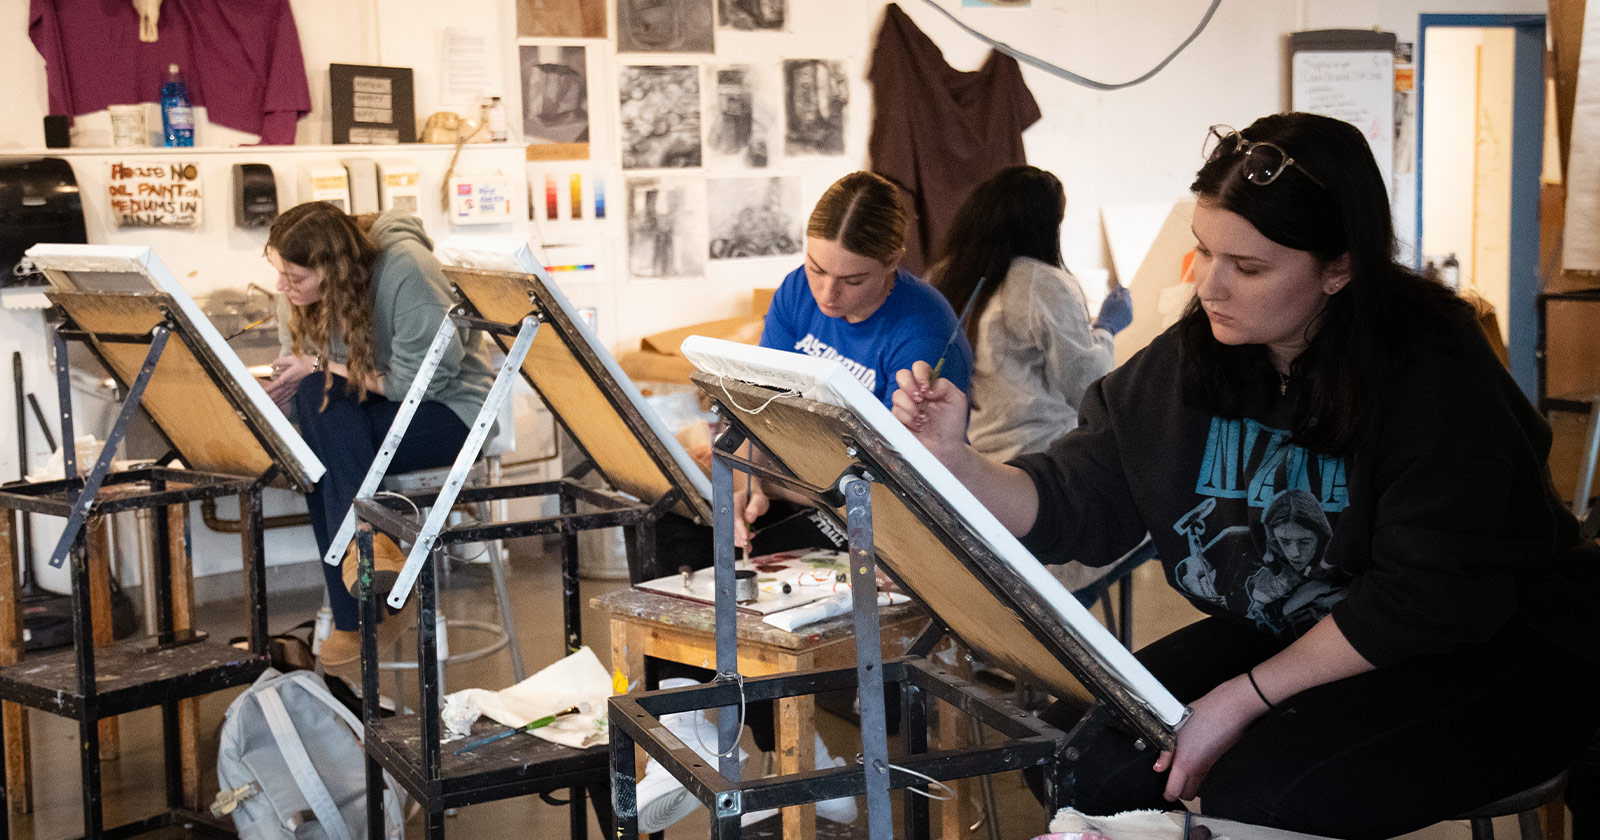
[{"xmin": 1202, "ymin": 124, "xmax": 1326, "ymax": 189}]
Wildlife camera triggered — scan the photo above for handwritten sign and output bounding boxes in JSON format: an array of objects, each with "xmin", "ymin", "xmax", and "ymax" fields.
[
  {"xmin": 1292, "ymin": 50, "xmax": 1395, "ymax": 191},
  {"xmin": 108, "ymin": 161, "xmax": 204, "ymax": 227}
]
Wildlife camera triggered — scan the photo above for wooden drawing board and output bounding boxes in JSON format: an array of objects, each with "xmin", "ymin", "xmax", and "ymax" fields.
[
  {"xmin": 24, "ymin": 244, "xmax": 324, "ymax": 491},
  {"xmin": 435, "ymin": 238, "xmax": 711, "ymax": 522},
  {"xmin": 683, "ymin": 337, "xmax": 1186, "ymax": 746}
]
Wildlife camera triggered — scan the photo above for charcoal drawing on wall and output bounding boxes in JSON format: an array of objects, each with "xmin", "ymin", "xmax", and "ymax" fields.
[
  {"xmin": 707, "ymin": 176, "xmax": 802, "ymax": 260},
  {"xmin": 707, "ymin": 64, "xmax": 777, "ymax": 168},
  {"xmin": 618, "ymin": 0, "xmax": 715, "ymax": 53},
  {"xmin": 619, "ymin": 65, "xmax": 703, "ymax": 169},
  {"xmin": 784, "ymin": 59, "xmax": 847, "ymax": 156},
  {"xmin": 520, "ymin": 45, "xmax": 590, "ymax": 145},
  {"xmin": 627, "ymin": 176, "xmax": 707, "ymax": 280},
  {"xmin": 718, "ymin": 0, "xmax": 784, "ymax": 31}
]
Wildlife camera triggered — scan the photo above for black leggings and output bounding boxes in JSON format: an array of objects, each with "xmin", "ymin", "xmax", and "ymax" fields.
[{"xmin": 1027, "ymin": 616, "xmax": 1600, "ymax": 840}]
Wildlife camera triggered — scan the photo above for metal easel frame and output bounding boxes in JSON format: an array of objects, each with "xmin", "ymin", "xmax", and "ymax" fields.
[
  {"xmin": 0, "ymin": 316, "xmax": 271, "ymax": 840},
  {"xmin": 608, "ymin": 424, "xmax": 1069, "ymax": 840},
  {"xmin": 348, "ymin": 297, "xmax": 703, "ymax": 840},
  {"xmin": 610, "ymin": 372, "xmax": 1187, "ymax": 839}
]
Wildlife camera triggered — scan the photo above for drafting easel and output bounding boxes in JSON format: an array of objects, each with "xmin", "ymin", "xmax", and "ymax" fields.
[
  {"xmin": 339, "ymin": 244, "xmax": 713, "ymax": 840},
  {"xmin": 1, "ymin": 244, "xmax": 325, "ymax": 839},
  {"xmin": 607, "ymin": 339, "xmax": 1188, "ymax": 840}
]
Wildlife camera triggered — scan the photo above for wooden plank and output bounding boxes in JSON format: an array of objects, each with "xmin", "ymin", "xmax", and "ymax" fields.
[
  {"xmin": 87, "ymin": 517, "xmax": 119, "ymax": 761},
  {"xmin": 1551, "ymin": 0, "xmax": 1587, "ymax": 179},
  {"xmin": 167, "ymin": 504, "xmax": 202, "ymax": 809},
  {"xmin": 935, "ymin": 639, "xmax": 977, "ymax": 840},
  {"xmin": 0, "ymin": 512, "xmax": 30, "ymax": 814},
  {"xmin": 54, "ymin": 294, "xmax": 275, "ymax": 479},
  {"xmin": 451, "ymin": 270, "xmax": 706, "ymax": 521},
  {"xmin": 776, "ymin": 654, "xmax": 816, "ymax": 840}
]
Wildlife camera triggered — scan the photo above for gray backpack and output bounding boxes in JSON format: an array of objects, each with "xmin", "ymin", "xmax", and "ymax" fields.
[{"xmin": 212, "ymin": 668, "xmax": 406, "ymax": 840}]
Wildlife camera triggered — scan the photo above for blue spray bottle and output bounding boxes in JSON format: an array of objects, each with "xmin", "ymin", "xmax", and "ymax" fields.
[{"xmin": 160, "ymin": 64, "xmax": 195, "ymax": 147}]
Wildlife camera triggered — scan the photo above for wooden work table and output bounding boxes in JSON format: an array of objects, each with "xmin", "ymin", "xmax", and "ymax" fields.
[{"xmin": 592, "ymin": 587, "xmax": 950, "ymax": 839}]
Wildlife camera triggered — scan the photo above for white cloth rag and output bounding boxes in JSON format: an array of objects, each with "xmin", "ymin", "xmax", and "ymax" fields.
[
  {"xmin": 442, "ymin": 646, "xmax": 612, "ymax": 749},
  {"xmin": 761, "ymin": 589, "xmax": 911, "ymax": 632},
  {"xmin": 1048, "ymin": 807, "xmax": 1227, "ymax": 840}
]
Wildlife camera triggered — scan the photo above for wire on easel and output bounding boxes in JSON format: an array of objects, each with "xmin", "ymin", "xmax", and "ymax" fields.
[
  {"xmin": 716, "ymin": 375, "xmax": 797, "ymax": 415},
  {"xmin": 855, "ymin": 754, "xmax": 957, "ymax": 801},
  {"xmin": 916, "ymin": 0, "xmax": 1223, "ymax": 92},
  {"xmin": 373, "ymin": 490, "xmax": 423, "ymax": 522},
  {"xmin": 690, "ymin": 672, "xmax": 748, "ymax": 759}
]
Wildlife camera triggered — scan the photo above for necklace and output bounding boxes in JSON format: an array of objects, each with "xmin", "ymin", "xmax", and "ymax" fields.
[{"xmin": 1278, "ymin": 372, "xmax": 1291, "ymax": 395}]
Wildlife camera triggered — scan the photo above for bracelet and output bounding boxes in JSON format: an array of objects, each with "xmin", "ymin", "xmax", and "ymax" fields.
[{"xmin": 1246, "ymin": 669, "xmax": 1277, "ymax": 710}]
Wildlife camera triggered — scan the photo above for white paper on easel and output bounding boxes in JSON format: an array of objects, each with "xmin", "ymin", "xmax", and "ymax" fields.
[{"xmin": 1564, "ymin": 5, "xmax": 1600, "ymax": 271}]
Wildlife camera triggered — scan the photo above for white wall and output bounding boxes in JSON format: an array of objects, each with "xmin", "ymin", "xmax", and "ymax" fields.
[
  {"xmin": 0, "ymin": 0, "xmax": 1545, "ymax": 580},
  {"xmin": 3, "ymin": 0, "xmax": 1547, "ymax": 349}
]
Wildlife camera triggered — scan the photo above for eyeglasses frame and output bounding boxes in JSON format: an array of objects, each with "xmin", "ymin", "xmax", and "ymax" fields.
[{"xmin": 1204, "ymin": 124, "xmax": 1327, "ymax": 190}]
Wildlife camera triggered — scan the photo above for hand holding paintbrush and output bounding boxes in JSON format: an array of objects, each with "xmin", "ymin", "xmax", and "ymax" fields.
[{"xmin": 887, "ymin": 277, "xmax": 985, "ymax": 454}]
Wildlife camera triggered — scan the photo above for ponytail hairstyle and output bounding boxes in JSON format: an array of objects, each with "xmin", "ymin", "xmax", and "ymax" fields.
[
  {"xmin": 266, "ymin": 201, "xmax": 381, "ymax": 408},
  {"xmin": 806, "ymin": 171, "xmax": 908, "ymax": 265}
]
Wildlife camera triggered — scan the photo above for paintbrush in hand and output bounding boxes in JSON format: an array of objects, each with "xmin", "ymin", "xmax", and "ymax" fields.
[
  {"xmin": 929, "ymin": 275, "xmax": 986, "ymax": 384},
  {"xmin": 452, "ymin": 704, "xmax": 584, "ymax": 754}
]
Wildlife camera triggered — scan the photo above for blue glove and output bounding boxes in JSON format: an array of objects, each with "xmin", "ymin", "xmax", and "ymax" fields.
[{"xmin": 1093, "ymin": 285, "xmax": 1133, "ymax": 335}]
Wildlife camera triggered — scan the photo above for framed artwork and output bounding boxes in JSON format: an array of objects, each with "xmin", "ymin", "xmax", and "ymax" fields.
[{"xmin": 329, "ymin": 64, "xmax": 416, "ymax": 144}]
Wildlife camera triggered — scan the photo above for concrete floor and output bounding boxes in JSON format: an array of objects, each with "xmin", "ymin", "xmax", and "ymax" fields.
[{"xmin": 0, "ymin": 539, "xmax": 1555, "ymax": 840}]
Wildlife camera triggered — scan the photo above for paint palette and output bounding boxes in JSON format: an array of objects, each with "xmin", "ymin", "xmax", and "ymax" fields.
[{"xmin": 635, "ymin": 548, "xmax": 855, "ymax": 616}]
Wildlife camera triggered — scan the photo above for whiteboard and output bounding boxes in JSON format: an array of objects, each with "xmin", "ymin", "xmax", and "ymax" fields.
[{"xmin": 1292, "ymin": 49, "xmax": 1396, "ymax": 193}]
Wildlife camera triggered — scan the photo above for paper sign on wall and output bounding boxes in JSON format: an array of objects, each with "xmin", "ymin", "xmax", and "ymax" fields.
[
  {"xmin": 449, "ymin": 173, "xmax": 514, "ymax": 225},
  {"xmin": 108, "ymin": 161, "xmax": 203, "ymax": 228}
]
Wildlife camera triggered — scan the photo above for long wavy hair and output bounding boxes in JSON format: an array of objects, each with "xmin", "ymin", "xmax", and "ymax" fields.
[
  {"xmin": 1182, "ymin": 112, "xmax": 1464, "ymax": 454},
  {"xmin": 927, "ymin": 165, "xmax": 1067, "ymax": 348},
  {"xmin": 266, "ymin": 201, "xmax": 381, "ymax": 408}
]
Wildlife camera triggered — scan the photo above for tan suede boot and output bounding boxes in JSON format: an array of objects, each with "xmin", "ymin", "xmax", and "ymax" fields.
[{"xmin": 342, "ymin": 533, "xmax": 408, "ymax": 600}]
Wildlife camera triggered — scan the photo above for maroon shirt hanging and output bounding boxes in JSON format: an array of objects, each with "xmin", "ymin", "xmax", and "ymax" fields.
[
  {"xmin": 30, "ymin": 0, "xmax": 312, "ymax": 145},
  {"xmin": 868, "ymin": 3, "xmax": 1041, "ymax": 275}
]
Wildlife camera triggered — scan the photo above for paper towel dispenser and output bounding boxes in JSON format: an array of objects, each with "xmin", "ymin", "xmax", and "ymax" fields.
[{"xmin": 0, "ymin": 157, "xmax": 86, "ymax": 287}]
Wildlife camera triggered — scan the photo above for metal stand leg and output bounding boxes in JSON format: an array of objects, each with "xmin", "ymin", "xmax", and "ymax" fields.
[
  {"xmin": 485, "ymin": 526, "xmax": 526, "ymax": 681},
  {"xmin": 842, "ymin": 476, "xmax": 893, "ymax": 840},
  {"xmin": 567, "ymin": 785, "xmax": 586, "ymax": 840},
  {"xmin": 901, "ymin": 682, "xmax": 930, "ymax": 839},
  {"xmin": 1575, "ymin": 396, "xmax": 1600, "ymax": 517},
  {"xmin": 710, "ymin": 431, "xmax": 745, "ymax": 787},
  {"xmin": 609, "ymin": 719, "xmax": 640, "ymax": 837}
]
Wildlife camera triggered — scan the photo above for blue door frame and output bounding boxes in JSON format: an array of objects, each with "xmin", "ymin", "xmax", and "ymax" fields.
[{"xmin": 1416, "ymin": 13, "xmax": 1546, "ymax": 400}]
